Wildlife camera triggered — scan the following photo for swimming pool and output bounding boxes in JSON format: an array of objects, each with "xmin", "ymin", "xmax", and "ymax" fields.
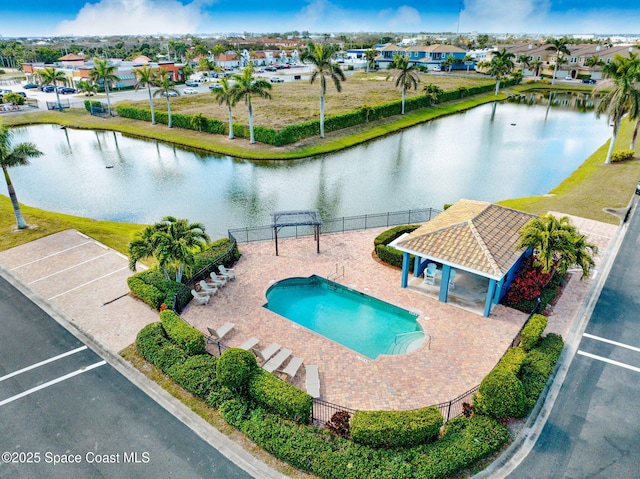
[{"xmin": 264, "ymin": 275, "xmax": 423, "ymax": 359}]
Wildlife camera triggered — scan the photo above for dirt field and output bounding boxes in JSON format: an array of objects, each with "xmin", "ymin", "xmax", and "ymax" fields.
[{"xmin": 126, "ymin": 72, "xmax": 494, "ymax": 130}]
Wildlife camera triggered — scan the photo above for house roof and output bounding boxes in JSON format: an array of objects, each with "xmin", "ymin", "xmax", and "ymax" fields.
[
  {"xmin": 395, "ymin": 199, "xmax": 536, "ymax": 279},
  {"xmin": 58, "ymin": 54, "xmax": 85, "ymax": 61}
]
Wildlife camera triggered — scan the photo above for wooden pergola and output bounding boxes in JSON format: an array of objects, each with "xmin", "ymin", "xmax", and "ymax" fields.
[{"xmin": 271, "ymin": 210, "xmax": 323, "ymax": 256}]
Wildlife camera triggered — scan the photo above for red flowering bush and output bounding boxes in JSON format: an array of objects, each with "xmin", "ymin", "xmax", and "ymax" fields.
[{"xmin": 506, "ymin": 257, "xmax": 553, "ymax": 304}]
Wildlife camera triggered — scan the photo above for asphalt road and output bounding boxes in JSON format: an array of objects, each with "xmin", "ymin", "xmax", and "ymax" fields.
[
  {"xmin": 507, "ymin": 202, "xmax": 640, "ymax": 478},
  {"xmin": 0, "ymin": 275, "xmax": 254, "ymax": 479}
]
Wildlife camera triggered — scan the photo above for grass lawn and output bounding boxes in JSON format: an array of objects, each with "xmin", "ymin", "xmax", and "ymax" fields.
[{"xmin": 497, "ymin": 117, "xmax": 639, "ymax": 225}]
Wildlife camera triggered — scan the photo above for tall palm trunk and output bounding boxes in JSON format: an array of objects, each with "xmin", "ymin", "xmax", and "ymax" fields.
[
  {"xmin": 227, "ymin": 106, "xmax": 234, "ymax": 140},
  {"xmin": 320, "ymin": 91, "xmax": 325, "ymax": 138},
  {"xmin": 401, "ymin": 86, "xmax": 406, "ymax": 115},
  {"xmin": 3, "ymin": 166, "xmax": 27, "ymax": 229},
  {"xmin": 105, "ymin": 83, "xmax": 112, "ymax": 115},
  {"xmin": 494, "ymin": 78, "xmax": 501, "ymax": 95},
  {"xmin": 551, "ymin": 61, "xmax": 558, "ymax": 86},
  {"xmin": 147, "ymin": 84, "xmax": 156, "ymax": 125},
  {"xmin": 54, "ymin": 87, "xmax": 63, "ymax": 112},
  {"xmin": 166, "ymin": 98, "xmax": 173, "ymax": 128},
  {"xmin": 248, "ymin": 99, "xmax": 255, "ymax": 144},
  {"xmin": 604, "ymin": 118, "xmax": 620, "ymax": 164},
  {"xmin": 630, "ymin": 119, "xmax": 639, "ymax": 151}
]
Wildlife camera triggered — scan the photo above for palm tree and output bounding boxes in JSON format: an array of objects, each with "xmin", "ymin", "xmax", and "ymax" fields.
[
  {"xmin": 584, "ymin": 55, "xmax": 604, "ymax": 76},
  {"xmin": 529, "ymin": 59, "xmax": 543, "ymax": 78},
  {"xmin": 423, "ymin": 83, "xmax": 444, "ymax": 105},
  {"xmin": 545, "ymin": 37, "xmax": 571, "ymax": 85},
  {"xmin": 128, "ymin": 216, "xmax": 210, "ymax": 283},
  {"xmin": 39, "ymin": 66, "xmax": 67, "ymax": 112},
  {"xmin": 0, "ymin": 124, "xmax": 44, "ymax": 229},
  {"xmin": 595, "ymin": 54, "xmax": 638, "ymax": 164},
  {"xmin": 134, "ymin": 65, "xmax": 157, "ymax": 125},
  {"xmin": 517, "ymin": 54, "xmax": 531, "ymax": 73},
  {"xmin": 191, "ymin": 113, "xmax": 206, "ymax": 132},
  {"xmin": 230, "ymin": 64, "xmax": 272, "ymax": 144},
  {"xmin": 76, "ymin": 79, "xmax": 97, "ymax": 96},
  {"xmin": 387, "ymin": 54, "xmax": 420, "ymax": 115},
  {"xmin": 89, "ymin": 58, "xmax": 120, "ymax": 116},
  {"xmin": 554, "ymin": 54, "xmax": 569, "ymax": 77},
  {"xmin": 517, "ymin": 213, "xmax": 598, "ymax": 279},
  {"xmin": 153, "ymin": 69, "xmax": 180, "ymax": 128},
  {"xmin": 620, "ymin": 53, "xmax": 640, "ymax": 150},
  {"xmin": 301, "ymin": 41, "xmax": 346, "ymax": 138},
  {"xmin": 212, "ymin": 77, "xmax": 237, "ymax": 140},
  {"xmin": 364, "ymin": 49, "xmax": 377, "ymax": 72},
  {"xmin": 488, "ymin": 48, "xmax": 515, "ymax": 95},
  {"xmin": 441, "ymin": 55, "xmax": 455, "ymax": 72}
]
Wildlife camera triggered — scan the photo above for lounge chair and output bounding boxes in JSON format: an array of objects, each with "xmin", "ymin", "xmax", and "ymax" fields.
[
  {"xmin": 423, "ymin": 262, "xmax": 437, "ymax": 284},
  {"xmin": 262, "ymin": 348, "xmax": 292, "ymax": 373},
  {"xmin": 206, "ymin": 323, "xmax": 235, "ymax": 343},
  {"xmin": 449, "ymin": 269, "xmax": 456, "ymax": 290},
  {"xmin": 209, "ymin": 272, "xmax": 227, "ymax": 287},
  {"xmin": 237, "ymin": 337, "xmax": 260, "ymax": 350},
  {"xmin": 198, "ymin": 280, "xmax": 218, "ymax": 295},
  {"xmin": 277, "ymin": 356, "xmax": 304, "ymax": 382},
  {"xmin": 218, "ymin": 265, "xmax": 236, "ymax": 281},
  {"xmin": 305, "ymin": 365, "xmax": 321, "ymax": 398},
  {"xmin": 251, "ymin": 343, "xmax": 281, "ymax": 363},
  {"xmin": 191, "ymin": 289, "xmax": 210, "ymax": 305}
]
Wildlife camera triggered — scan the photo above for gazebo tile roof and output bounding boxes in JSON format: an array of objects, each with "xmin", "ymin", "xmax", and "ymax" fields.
[{"xmin": 396, "ymin": 200, "xmax": 536, "ymax": 278}]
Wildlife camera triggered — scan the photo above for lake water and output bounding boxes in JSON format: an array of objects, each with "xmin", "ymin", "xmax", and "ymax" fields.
[{"xmin": 8, "ymin": 100, "xmax": 610, "ymax": 238}]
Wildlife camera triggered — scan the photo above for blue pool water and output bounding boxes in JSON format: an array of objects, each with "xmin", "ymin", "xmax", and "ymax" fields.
[{"xmin": 264, "ymin": 275, "xmax": 422, "ymax": 359}]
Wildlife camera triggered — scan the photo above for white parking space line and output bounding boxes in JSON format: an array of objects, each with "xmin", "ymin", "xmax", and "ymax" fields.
[
  {"xmin": 583, "ymin": 333, "xmax": 640, "ymax": 354},
  {"xmin": 47, "ymin": 266, "xmax": 129, "ymax": 300},
  {"xmin": 577, "ymin": 350, "xmax": 640, "ymax": 374},
  {"xmin": 0, "ymin": 346, "xmax": 88, "ymax": 383},
  {"xmin": 28, "ymin": 252, "xmax": 111, "ymax": 285},
  {"xmin": 10, "ymin": 241, "xmax": 92, "ymax": 270},
  {"xmin": 0, "ymin": 361, "xmax": 106, "ymax": 407}
]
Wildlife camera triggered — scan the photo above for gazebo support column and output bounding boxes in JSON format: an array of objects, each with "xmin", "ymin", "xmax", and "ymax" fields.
[
  {"xmin": 493, "ymin": 277, "xmax": 505, "ymax": 304},
  {"xmin": 274, "ymin": 227, "xmax": 279, "ymax": 256},
  {"xmin": 439, "ymin": 265, "xmax": 452, "ymax": 302},
  {"xmin": 401, "ymin": 252, "xmax": 410, "ymax": 288},
  {"xmin": 484, "ymin": 279, "xmax": 497, "ymax": 317}
]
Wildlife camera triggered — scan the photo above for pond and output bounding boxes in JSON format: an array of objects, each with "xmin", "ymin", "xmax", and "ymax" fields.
[{"xmin": 8, "ymin": 99, "xmax": 610, "ymax": 238}]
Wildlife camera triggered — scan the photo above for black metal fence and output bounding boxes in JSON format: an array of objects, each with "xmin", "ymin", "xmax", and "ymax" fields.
[
  {"xmin": 434, "ymin": 385, "xmax": 479, "ymax": 422},
  {"xmin": 312, "ymin": 399, "xmax": 357, "ymax": 427},
  {"xmin": 228, "ymin": 208, "xmax": 441, "ymax": 244},
  {"xmin": 46, "ymin": 99, "xmax": 70, "ymax": 110}
]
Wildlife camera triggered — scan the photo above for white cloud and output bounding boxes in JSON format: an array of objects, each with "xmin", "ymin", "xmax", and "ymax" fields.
[
  {"xmin": 460, "ymin": 0, "xmax": 551, "ymax": 33},
  {"xmin": 55, "ymin": 0, "xmax": 214, "ymax": 36},
  {"xmin": 384, "ymin": 6, "xmax": 421, "ymax": 30}
]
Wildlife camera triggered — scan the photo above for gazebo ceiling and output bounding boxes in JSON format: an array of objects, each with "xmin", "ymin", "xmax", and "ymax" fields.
[{"xmin": 396, "ymin": 199, "xmax": 536, "ymax": 279}]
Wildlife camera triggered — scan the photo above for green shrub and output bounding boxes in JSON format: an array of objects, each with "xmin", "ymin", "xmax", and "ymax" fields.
[
  {"xmin": 135, "ymin": 322, "xmax": 169, "ymax": 363},
  {"xmin": 216, "ymin": 348, "xmax": 258, "ymax": 393},
  {"xmin": 84, "ymin": 99, "xmax": 105, "ymax": 112},
  {"xmin": 205, "ymin": 384, "xmax": 235, "ymax": 409},
  {"xmin": 350, "ymin": 406, "xmax": 443, "ymax": 448},
  {"xmin": 520, "ymin": 313, "xmax": 548, "ymax": 351},
  {"xmin": 519, "ymin": 333, "xmax": 564, "ymax": 411},
  {"xmin": 153, "ymin": 343, "xmax": 188, "ymax": 371},
  {"xmin": 473, "ymin": 368, "xmax": 526, "ymax": 419},
  {"xmin": 374, "ymin": 225, "xmax": 420, "ymax": 269},
  {"xmin": 167, "ymin": 355, "xmax": 217, "ymax": 398},
  {"xmin": 127, "ymin": 276, "xmax": 164, "ymax": 310},
  {"xmin": 536, "ymin": 332, "xmax": 564, "ymax": 361},
  {"xmin": 248, "ymin": 369, "xmax": 313, "ymax": 424},
  {"xmin": 611, "ymin": 150, "xmax": 635, "ymax": 162},
  {"xmin": 496, "ymin": 347, "xmax": 527, "ymax": 375},
  {"xmin": 219, "ymin": 395, "xmax": 251, "ymax": 428},
  {"xmin": 159, "ymin": 309, "xmax": 206, "ymax": 355}
]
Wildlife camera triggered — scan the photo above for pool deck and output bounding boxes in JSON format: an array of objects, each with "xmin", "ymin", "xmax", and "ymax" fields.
[
  {"xmin": 182, "ymin": 216, "xmax": 616, "ymax": 411},
  {"xmin": 0, "ymin": 213, "xmax": 617, "ymax": 413}
]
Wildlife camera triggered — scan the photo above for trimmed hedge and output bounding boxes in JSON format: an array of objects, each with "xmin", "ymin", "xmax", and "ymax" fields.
[
  {"xmin": 117, "ymin": 82, "xmax": 507, "ymax": 146},
  {"xmin": 611, "ymin": 150, "xmax": 635, "ymax": 162},
  {"xmin": 159, "ymin": 309, "xmax": 206, "ymax": 356},
  {"xmin": 216, "ymin": 348, "xmax": 258, "ymax": 393},
  {"xmin": 519, "ymin": 333, "xmax": 564, "ymax": 411},
  {"xmin": 374, "ymin": 224, "xmax": 420, "ymax": 269},
  {"xmin": 135, "ymin": 322, "xmax": 169, "ymax": 363},
  {"xmin": 520, "ymin": 313, "xmax": 548, "ymax": 351},
  {"xmin": 350, "ymin": 406, "xmax": 443, "ymax": 448},
  {"xmin": 127, "ymin": 276, "xmax": 164, "ymax": 310},
  {"xmin": 241, "ymin": 408, "xmax": 509, "ymax": 479},
  {"xmin": 248, "ymin": 369, "xmax": 313, "ymax": 424},
  {"xmin": 473, "ymin": 368, "xmax": 526, "ymax": 419},
  {"xmin": 495, "ymin": 346, "xmax": 527, "ymax": 375},
  {"xmin": 167, "ymin": 354, "xmax": 218, "ymax": 398}
]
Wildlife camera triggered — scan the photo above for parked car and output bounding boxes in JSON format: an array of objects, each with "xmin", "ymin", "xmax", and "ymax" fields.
[
  {"xmin": 23, "ymin": 83, "xmax": 39, "ymax": 89},
  {"xmin": 185, "ymin": 80, "xmax": 199, "ymax": 87},
  {"xmin": 432, "ymin": 66, "xmax": 441, "ymax": 72},
  {"xmin": 564, "ymin": 76, "xmax": 573, "ymax": 80},
  {"xmin": 582, "ymin": 78, "xmax": 597, "ymax": 84},
  {"xmin": 270, "ymin": 77, "xmax": 284, "ymax": 83},
  {"xmin": 40, "ymin": 85, "xmax": 55, "ymax": 92},
  {"xmin": 183, "ymin": 88, "xmax": 199, "ymax": 94},
  {"xmin": 265, "ymin": 66, "xmax": 277, "ymax": 72},
  {"xmin": 208, "ymin": 83, "xmax": 223, "ymax": 90},
  {"xmin": 161, "ymin": 91, "xmax": 178, "ymax": 97},
  {"xmin": 58, "ymin": 87, "xmax": 76, "ymax": 94}
]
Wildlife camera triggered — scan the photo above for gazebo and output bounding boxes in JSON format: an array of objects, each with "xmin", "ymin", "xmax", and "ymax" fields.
[
  {"xmin": 392, "ymin": 200, "xmax": 536, "ymax": 317},
  {"xmin": 271, "ymin": 210, "xmax": 323, "ymax": 256}
]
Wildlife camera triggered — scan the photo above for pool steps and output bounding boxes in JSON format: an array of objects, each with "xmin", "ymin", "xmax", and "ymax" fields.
[{"xmin": 386, "ymin": 333, "xmax": 425, "ymax": 355}]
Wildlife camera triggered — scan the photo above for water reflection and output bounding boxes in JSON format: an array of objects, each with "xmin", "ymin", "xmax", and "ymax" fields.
[{"xmin": 8, "ymin": 101, "xmax": 610, "ymax": 238}]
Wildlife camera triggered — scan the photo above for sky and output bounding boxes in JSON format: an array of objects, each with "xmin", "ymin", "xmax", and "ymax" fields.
[{"xmin": 1, "ymin": 0, "xmax": 639, "ymax": 38}]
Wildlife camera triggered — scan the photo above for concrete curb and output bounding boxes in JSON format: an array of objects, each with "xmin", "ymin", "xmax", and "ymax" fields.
[
  {"xmin": 0, "ymin": 262, "xmax": 288, "ymax": 479},
  {"xmin": 473, "ymin": 202, "xmax": 635, "ymax": 478}
]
